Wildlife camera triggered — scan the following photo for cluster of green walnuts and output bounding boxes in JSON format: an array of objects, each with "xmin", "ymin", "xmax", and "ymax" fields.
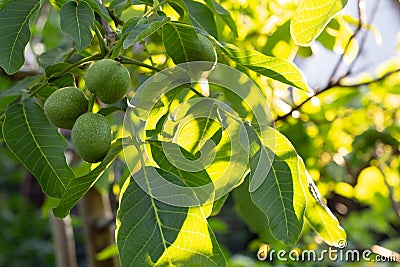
[{"xmin": 44, "ymin": 59, "xmax": 130, "ymax": 163}]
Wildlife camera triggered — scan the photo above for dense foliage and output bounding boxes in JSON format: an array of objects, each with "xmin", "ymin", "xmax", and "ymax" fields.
[{"xmin": 0, "ymin": 0, "xmax": 399, "ymax": 266}]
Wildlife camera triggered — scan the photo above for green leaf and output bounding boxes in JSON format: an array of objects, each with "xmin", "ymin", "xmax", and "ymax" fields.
[
  {"xmin": 162, "ymin": 22, "xmax": 203, "ymax": 64},
  {"xmin": 299, "ymin": 158, "xmax": 346, "ymax": 247},
  {"xmin": 0, "ymin": 76, "xmax": 39, "ymax": 116},
  {"xmin": 123, "ymin": 16, "xmax": 170, "ymax": 49},
  {"xmin": 0, "ymin": 0, "xmax": 42, "ymax": 74},
  {"xmin": 291, "ymin": 0, "xmax": 348, "ymax": 46},
  {"xmin": 184, "ymin": 0, "xmax": 218, "ymax": 37},
  {"xmin": 48, "ymin": 73, "xmax": 75, "ymax": 88},
  {"xmin": 53, "ymin": 138, "xmax": 125, "ymax": 218},
  {"xmin": 233, "ymin": 176, "xmax": 278, "ymax": 243},
  {"xmin": 116, "ymin": 177, "xmax": 226, "ymax": 266},
  {"xmin": 97, "ymin": 106, "xmax": 125, "ymax": 116},
  {"xmin": 49, "ymin": 0, "xmax": 67, "ymax": 10},
  {"xmin": 217, "ymin": 44, "xmax": 309, "ymax": 91},
  {"xmin": 3, "ymin": 99, "xmax": 74, "ymax": 198},
  {"xmin": 249, "ymin": 127, "xmax": 306, "ymax": 244},
  {"xmin": 149, "ymin": 141, "xmax": 212, "ymax": 187},
  {"xmin": 60, "ymin": 0, "xmax": 94, "ymax": 52},
  {"xmin": 204, "ymin": 0, "xmax": 238, "ymax": 37},
  {"xmin": 83, "ymin": 0, "xmax": 112, "ymax": 23}
]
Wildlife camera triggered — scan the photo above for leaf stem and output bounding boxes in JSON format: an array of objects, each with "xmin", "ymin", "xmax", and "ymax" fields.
[
  {"xmin": 29, "ymin": 82, "xmax": 49, "ymax": 97},
  {"xmin": 274, "ymin": 69, "xmax": 400, "ymax": 122},
  {"xmin": 29, "ymin": 54, "xmax": 103, "ymax": 97},
  {"xmin": 88, "ymin": 93, "xmax": 96, "ymax": 112},
  {"xmin": 50, "ymin": 53, "xmax": 103, "ymax": 78},
  {"xmin": 119, "ymin": 55, "xmax": 161, "ymax": 72},
  {"xmin": 94, "ymin": 23, "xmax": 109, "ymax": 56}
]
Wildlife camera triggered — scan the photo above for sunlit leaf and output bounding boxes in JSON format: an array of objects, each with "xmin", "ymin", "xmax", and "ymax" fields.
[
  {"xmin": 53, "ymin": 138, "xmax": 125, "ymax": 218},
  {"xmin": 116, "ymin": 177, "xmax": 226, "ymax": 266},
  {"xmin": 217, "ymin": 44, "xmax": 309, "ymax": 91},
  {"xmin": 299, "ymin": 157, "xmax": 346, "ymax": 247},
  {"xmin": 291, "ymin": 0, "xmax": 348, "ymax": 46},
  {"xmin": 233, "ymin": 177, "xmax": 278, "ymax": 243},
  {"xmin": 0, "ymin": 0, "xmax": 42, "ymax": 74},
  {"xmin": 60, "ymin": 0, "xmax": 94, "ymax": 52},
  {"xmin": 3, "ymin": 99, "xmax": 74, "ymax": 198}
]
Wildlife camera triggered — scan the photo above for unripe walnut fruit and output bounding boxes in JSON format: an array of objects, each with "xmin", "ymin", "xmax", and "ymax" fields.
[
  {"xmin": 71, "ymin": 113, "xmax": 111, "ymax": 163},
  {"xmin": 198, "ymin": 34, "xmax": 216, "ymax": 62},
  {"xmin": 44, "ymin": 87, "xmax": 88, "ymax": 129},
  {"xmin": 85, "ymin": 59, "xmax": 130, "ymax": 104}
]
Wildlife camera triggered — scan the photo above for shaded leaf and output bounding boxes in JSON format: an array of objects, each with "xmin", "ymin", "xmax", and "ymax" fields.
[
  {"xmin": 3, "ymin": 99, "xmax": 74, "ymax": 198},
  {"xmin": 217, "ymin": 44, "xmax": 309, "ymax": 91},
  {"xmin": 60, "ymin": 0, "xmax": 94, "ymax": 52},
  {"xmin": 162, "ymin": 22, "xmax": 202, "ymax": 64},
  {"xmin": 184, "ymin": 0, "xmax": 218, "ymax": 37},
  {"xmin": 233, "ymin": 176, "xmax": 278, "ymax": 243},
  {"xmin": 83, "ymin": 0, "xmax": 112, "ymax": 22},
  {"xmin": 0, "ymin": 76, "xmax": 39, "ymax": 116},
  {"xmin": 249, "ymin": 126, "xmax": 306, "ymax": 244},
  {"xmin": 131, "ymin": 0, "xmax": 153, "ymax": 5},
  {"xmin": 0, "ymin": 0, "xmax": 42, "ymax": 74},
  {"xmin": 53, "ymin": 138, "xmax": 125, "ymax": 218},
  {"xmin": 97, "ymin": 106, "xmax": 125, "ymax": 116},
  {"xmin": 291, "ymin": 0, "xmax": 348, "ymax": 46},
  {"xmin": 123, "ymin": 16, "xmax": 170, "ymax": 49}
]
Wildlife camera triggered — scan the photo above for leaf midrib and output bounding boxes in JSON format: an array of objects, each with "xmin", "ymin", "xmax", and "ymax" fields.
[
  {"xmin": 21, "ymin": 103, "xmax": 66, "ymax": 190},
  {"xmin": 254, "ymin": 130, "xmax": 290, "ymax": 240}
]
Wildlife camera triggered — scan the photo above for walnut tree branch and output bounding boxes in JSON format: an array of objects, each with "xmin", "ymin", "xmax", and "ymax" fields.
[
  {"xmin": 275, "ymin": 0, "xmax": 386, "ymax": 122},
  {"xmin": 95, "ymin": 0, "xmax": 117, "ymax": 47}
]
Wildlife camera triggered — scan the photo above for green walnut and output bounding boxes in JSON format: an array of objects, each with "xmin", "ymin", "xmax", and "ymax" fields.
[
  {"xmin": 44, "ymin": 87, "xmax": 88, "ymax": 129},
  {"xmin": 71, "ymin": 113, "xmax": 111, "ymax": 163},
  {"xmin": 85, "ymin": 59, "xmax": 130, "ymax": 104},
  {"xmin": 198, "ymin": 34, "xmax": 216, "ymax": 62}
]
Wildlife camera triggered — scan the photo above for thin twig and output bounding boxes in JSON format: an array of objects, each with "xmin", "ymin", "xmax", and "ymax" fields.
[
  {"xmin": 337, "ymin": 68, "xmax": 400, "ymax": 88},
  {"xmin": 327, "ymin": 0, "xmax": 367, "ymax": 86},
  {"xmin": 337, "ymin": 0, "xmax": 380, "ymax": 82},
  {"xmin": 119, "ymin": 55, "xmax": 162, "ymax": 72},
  {"xmin": 275, "ymin": 0, "xmax": 386, "ymax": 122}
]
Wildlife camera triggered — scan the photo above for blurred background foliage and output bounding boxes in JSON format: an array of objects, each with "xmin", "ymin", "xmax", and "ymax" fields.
[{"xmin": 0, "ymin": 0, "xmax": 399, "ymax": 266}]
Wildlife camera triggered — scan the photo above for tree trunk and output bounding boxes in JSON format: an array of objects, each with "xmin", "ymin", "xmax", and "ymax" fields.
[
  {"xmin": 50, "ymin": 214, "xmax": 78, "ymax": 267},
  {"xmin": 79, "ymin": 187, "xmax": 117, "ymax": 267}
]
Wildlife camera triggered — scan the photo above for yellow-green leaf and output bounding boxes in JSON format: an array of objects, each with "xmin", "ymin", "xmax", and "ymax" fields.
[
  {"xmin": 299, "ymin": 157, "xmax": 347, "ymax": 247},
  {"xmin": 291, "ymin": 0, "xmax": 348, "ymax": 46}
]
